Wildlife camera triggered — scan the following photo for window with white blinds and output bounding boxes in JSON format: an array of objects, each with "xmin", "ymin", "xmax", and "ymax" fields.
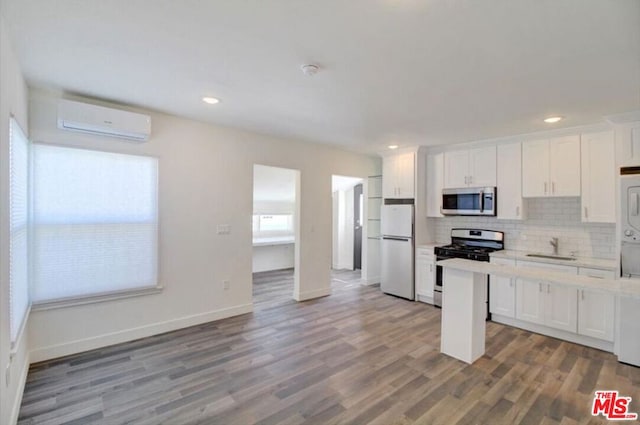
[
  {"xmin": 9, "ymin": 117, "xmax": 30, "ymax": 343},
  {"xmin": 32, "ymin": 145, "xmax": 159, "ymax": 303}
]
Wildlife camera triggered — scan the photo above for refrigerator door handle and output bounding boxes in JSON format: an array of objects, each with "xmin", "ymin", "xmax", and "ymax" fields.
[{"xmin": 382, "ymin": 236, "xmax": 410, "ymax": 242}]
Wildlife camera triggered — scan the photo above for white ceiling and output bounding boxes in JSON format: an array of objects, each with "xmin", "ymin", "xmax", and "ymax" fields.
[
  {"xmin": 2, "ymin": 0, "xmax": 639, "ymax": 151},
  {"xmin": 253, "ymin": 165, "xmax": 296, "ymax": 203}
]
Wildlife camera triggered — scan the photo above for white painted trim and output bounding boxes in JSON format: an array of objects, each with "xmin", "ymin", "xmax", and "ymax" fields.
[
  {"xmin": 295, "ymin": 287, "xmax": 331, "ymax": 302},
  {"xmin": 9, "ymin": 305, "xmax": 31, "ymax": 356},
  {"xmin": 416, "ymin": 294, "xmax": 434, "ymax": 305},
  {"xmin": 9, "ymin": 351, "xmax": 29, "ymax": 425},
  {"xmin": 491, "ymin": 314, "xmax": 614, "ymax": 353},
  {"xmin": 32, "ymin": 286, "xmax": 163, "ymax": 311},
  {"xmin": 29, "ymin": 303, "xmax": 253, "ymax": 363},
  {"xmin": 362, "ymin": 276, "xmax": 380, "ymax": 285}
]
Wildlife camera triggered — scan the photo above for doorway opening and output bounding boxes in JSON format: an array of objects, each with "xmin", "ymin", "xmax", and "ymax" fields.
[
  {"xmin": 252, "ymin": 164, "xmax": 300, "ymax": 307},
  {"xmin": 331, "ymin": 175, "xmax": 364, "ymax": 291}
]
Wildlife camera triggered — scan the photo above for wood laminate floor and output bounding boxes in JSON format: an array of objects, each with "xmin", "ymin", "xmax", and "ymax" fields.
[{"xmin": 19, "ymin": 269, "xmax": 640, "ymax": 425}]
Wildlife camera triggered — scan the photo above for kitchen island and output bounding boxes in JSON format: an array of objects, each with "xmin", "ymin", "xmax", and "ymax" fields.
[{"xmin": 436, "ymin": 258, "xmax": 640, "ymax": 365}]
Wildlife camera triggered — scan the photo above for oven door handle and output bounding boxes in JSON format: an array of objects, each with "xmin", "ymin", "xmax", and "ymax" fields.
[{"xmin": 479, "ymin": 191, "xmax": 484, "ymax": 213}]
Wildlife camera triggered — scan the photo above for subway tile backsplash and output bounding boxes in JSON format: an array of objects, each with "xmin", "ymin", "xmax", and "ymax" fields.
[{"xmin": 430, "ymin": 197, "xmax": 616, "ymax": 259}]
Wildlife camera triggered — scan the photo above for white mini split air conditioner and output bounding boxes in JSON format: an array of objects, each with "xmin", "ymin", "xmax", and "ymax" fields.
[{"xmin": 57, "ymin": 99, "xmax": 151, "ymax": 142}]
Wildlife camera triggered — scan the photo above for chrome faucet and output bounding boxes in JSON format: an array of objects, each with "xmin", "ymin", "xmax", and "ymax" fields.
[{"xmin": 550, "ymin": 237, "xmax": 559, "ymax": 255}]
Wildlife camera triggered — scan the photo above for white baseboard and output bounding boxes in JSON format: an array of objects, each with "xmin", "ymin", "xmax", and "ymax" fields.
[
  {"xmin": 29, "ymin": 304, "xmax": 253, "ymax": 363},
  {"xmin": 416, "ymin": 293, "xmax": 434, "ymax": 305},
  {"xmin": 9, "ymin": 351, "xmax": 29, "ymax": 425},
  {"xmin": 491, "ymin": 314, "xmax": 614, "ymax": 353},
  {"xmin": 361, "ymin": 276, "xmax": 380, "ymax": 285},
  {"xmin": 295, "ymin": 287, "xmax": 331, "ymax": 302}
]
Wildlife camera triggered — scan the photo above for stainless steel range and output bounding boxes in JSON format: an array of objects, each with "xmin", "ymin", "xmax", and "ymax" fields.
[{"xmin": 434, "ymin": 229, "xmax": 504, "ymax": 314}]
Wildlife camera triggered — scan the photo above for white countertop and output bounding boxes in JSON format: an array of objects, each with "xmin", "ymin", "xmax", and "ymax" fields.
[
  {"xmin": 490, "ymin": 249, "xmax": 617, "ymax": 271},
  {"xmin": 416, "ymin": 242, "xmax": 444, "ymax": 251},
  {"xmin": 437, "ymin": 258, "xmax": 640, "ymax": 298},
  {"xmin": 253, "ymin": 236, "xmax": 295, "ymax": 246}
]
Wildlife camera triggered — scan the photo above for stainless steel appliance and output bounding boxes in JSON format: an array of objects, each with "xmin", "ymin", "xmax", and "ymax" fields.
[
  {"xmin": 621, "ymin": 167, "xmax": 640, "ymax": 277},
  {"xmin": 441, "ymin": 187, "xmax": 497, "ymax": 216},
  {"xmin": 381, "ymin": 203, "xmax": 414, "ymax": 300},
  {"xmin": 434, "ymin": 229, "xmax": 504, "ymax": 316}
]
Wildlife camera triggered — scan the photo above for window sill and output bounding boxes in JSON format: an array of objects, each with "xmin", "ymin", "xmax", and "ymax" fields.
[{"xmin": 32, "ymin": 285, "xmax": 164, "ymax": 312}]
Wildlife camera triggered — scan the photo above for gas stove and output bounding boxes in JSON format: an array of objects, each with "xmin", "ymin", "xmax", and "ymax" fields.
[
  {"xmin": 434, "ymin": 229, "xmax": 504, "ymax": 261},
  {"xmin": 433, "ymin": 228, "xmax": 504, "ymax": 309}
]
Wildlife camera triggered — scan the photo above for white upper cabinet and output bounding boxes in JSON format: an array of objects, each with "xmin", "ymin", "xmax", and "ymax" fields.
[
  {"xmin": 497, "ymin": 143, "xmax": 525, "ymax": 220},
  {"xmin": 522, "ymin": 135, "xmax": 580, "ymax": 197},
  {"xmin": 383, "ymin": 152, "xmax": 415, "ymax": 199},
  {"xmin": 617, "ymin": 124, "xmax": 640, "ymax": 167},
  {"xmin": 426, "ymin": 153, "xmax": 444, "ymax": 217},
  {"xmin": 443, "ymin": 146, "xmax": 496, "ymax": 188},
  {"xmin": 581, "ymin": 131, "xmax": 616, "ymax": 223}
]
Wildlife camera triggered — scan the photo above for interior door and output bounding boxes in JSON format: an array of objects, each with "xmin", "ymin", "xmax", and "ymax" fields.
[{"xmin": 353, "ymin": 184, "xmax": 363, "ymax": 270}]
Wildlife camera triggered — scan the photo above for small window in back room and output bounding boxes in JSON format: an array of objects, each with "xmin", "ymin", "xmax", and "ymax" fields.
[
  {"xmin": 31, "ymin": 144, "xmax": 159, "ymax": 303},
  {"xmin": 257, "ymin": 214, "xmax": 293, "ymax": 232}
]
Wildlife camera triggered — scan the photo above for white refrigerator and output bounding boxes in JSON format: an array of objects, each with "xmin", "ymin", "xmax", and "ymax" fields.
[{"xmin": 380, "ymin": 204, "xmax": 414, "ymax": 300}]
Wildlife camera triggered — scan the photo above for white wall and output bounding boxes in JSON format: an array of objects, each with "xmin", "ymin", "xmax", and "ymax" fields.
[
  {"xmin": 430, "ymin": 197, "xmax": 616, "ymax": 259},
  {"xmin": 26, "ymin": 89, "xmax": 380, "ymax": 363},
  {"xmin": 252, "ymin": 244, "xmax": 294, "ymax": 272},
  {"xmin": 0, "ymin": 15, "xmax": 30, "ymax": 425}
]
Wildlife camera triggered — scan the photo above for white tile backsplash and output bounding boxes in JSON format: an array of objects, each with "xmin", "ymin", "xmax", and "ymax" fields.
[{"xmin": 430, "ymin": 197, "xmax": 616, "ymax": 259}]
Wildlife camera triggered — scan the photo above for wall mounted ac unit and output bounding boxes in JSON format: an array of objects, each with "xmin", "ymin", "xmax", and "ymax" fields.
[{"xmin": 57, "ymin": 99, "xmax": 151, "ymax": 142}]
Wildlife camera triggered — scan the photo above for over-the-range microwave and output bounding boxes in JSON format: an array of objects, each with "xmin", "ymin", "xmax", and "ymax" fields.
[{"xmin": 441, "ymin": 187, "xmax": 497, "ymax": 216}]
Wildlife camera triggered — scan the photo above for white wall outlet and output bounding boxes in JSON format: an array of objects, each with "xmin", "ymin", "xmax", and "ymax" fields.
[
  {"xmin": 223, "ymin": 280, "xmax": 230, "ymax": 290},
  {"xmin": 216, "ymin": 224, "xmax": 231, "ymax": 235}
]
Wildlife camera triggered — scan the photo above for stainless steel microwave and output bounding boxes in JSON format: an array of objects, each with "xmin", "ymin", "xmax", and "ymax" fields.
[{"xmin": 441, "ymin": 187, "xmax": 497, "ymax": 216}]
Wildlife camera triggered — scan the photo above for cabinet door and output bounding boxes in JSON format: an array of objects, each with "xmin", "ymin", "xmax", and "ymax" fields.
[
  {"xmin": 415, "ymin": 257, "xmax": 428, "ymax": 298},
  {"xmin": 522, "ymin": 139, "xmax": 549, "ymax": 197},
  {"xmin": 444, "ymin": 150, "xmax": 469, "ymax": 188},
  {"xmin": 578, "ymin": 289, "xmax": 615, "ymax": 341},
  {"xmin": 426, "ymin": 153, "xmax": 444, "ymax": 217},
  {"xmin": 396, "ymin": 152, "xmax": 415, "ymax": 198},
  {"xmin": 549, "ymin": 135, "xmax": 581, "ymax": 197},
  {"xmin": 469, "ymin": 146, "xmax": 497, "ymax": 187},
  {"xmin": 490, "ymin": 275, "xmax": 515, "ymax": 317},
  {"xmin": 515, "ymin": 278, "xmax": 545, "ymax": 325},
  {"xmin": 581, "ymin": 131, "xmax": 615, "ymax": 223},
  {"xmin": 545, "ymin": 284, "xmax": 578, "ymax": 332},
  {"xmin": 382, "ymin": 155, "xmax": 397, "ymax": 198},
  {"xmin": 497, "ymin": 143, "xmax": 524, "ymax": 220}
]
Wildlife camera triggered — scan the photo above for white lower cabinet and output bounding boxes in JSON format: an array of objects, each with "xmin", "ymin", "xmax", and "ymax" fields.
[
  {"xmin": 577, "ymin": 268, "xmax": 616, "ymax": 342},
  {"xmin": 515, "ymin": 261, "xmax": 579, "ymax": 332},
  {"xmin": 415, "ymin": 248, "xmax": 435, "ymax": 304},
  {"xmin": 489, "ymin": 258, "xmax": 516, "ymax": 317}
]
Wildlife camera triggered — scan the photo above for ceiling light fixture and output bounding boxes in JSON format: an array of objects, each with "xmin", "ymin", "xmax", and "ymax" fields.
[
  {"xmin": 301, "ymin": 64, "xmax": 320, "ymax": 76},
  {"xmin": 543, "ymin": 116, "xmax": 563, "ymax": 123},
  {"xmin": 202, "ymin": 97, "xmax": 220, "ymax": 105},
  {"xmin": 388, "ymin": 145, "xmax": 399, "ymax": 150}
]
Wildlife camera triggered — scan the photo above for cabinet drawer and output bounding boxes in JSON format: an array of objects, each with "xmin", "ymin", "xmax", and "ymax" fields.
[{"xmin": 578, "ymin": 267, "xmax": 615, "ymax": 279}]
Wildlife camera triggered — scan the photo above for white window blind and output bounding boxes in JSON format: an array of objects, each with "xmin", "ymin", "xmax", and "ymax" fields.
[
  {"xmin": 9, "ymin": 117, "xmax": 30, "ymax": 343},
  {"xmin": 32, "ymin": 145, "xmax": 158, "ymax": 303}
]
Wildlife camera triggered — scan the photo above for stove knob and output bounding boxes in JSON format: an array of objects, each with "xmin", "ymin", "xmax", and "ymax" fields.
[{"xmin": 625, "ymin": 229, "xmax": 634, "ymax": 237}]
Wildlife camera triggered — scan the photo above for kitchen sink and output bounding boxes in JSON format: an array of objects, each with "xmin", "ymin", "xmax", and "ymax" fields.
[{"xmin": 526, "ymin": 253, "xmax": 576, "ymax": 261}]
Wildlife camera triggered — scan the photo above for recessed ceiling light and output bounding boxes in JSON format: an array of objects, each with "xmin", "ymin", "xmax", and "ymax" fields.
[
  {"xmin": 202, "ymin": 97, "xmax": 220, "ymax": 105},
  {"xmin": 388, "ymin": 145, "xmax": 399, "ymax": 150},
  {"xmin": 544, "ymin": 116, "xmax": 563, "ymax": 123}
]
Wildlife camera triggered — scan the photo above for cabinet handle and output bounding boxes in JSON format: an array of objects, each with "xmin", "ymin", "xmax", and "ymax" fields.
[
  {"xmin": 469, "ymin": 175, "xmax": 473, "ymax": 185},
  {"xmin": 539, "ymin": 282, "xmax": 542, "ymax": 292},
  {"xmin": 544, "ymin": 182, "xmax": 548, "ymax": 194},
  {"xmin": 509, "ymin": 279, "xmax": 513, "ymax": 288},
  {"xmin": 516, "ymin": 206, "xmax": 520, "ymax": 217},
  {"xmin": 429, "ymin": 264, "xmax": 433, "ymax": 272},
  {"xmin": 581, "ymin": 289, "xmax": 585, "ymax": 301},
  {"xmin": 584, "ymin": 207, "xmax": 588, "ymax": 219},
  {"xmin": 552, "ymin": 182, "xmax": 555, "ymax": 194}
]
